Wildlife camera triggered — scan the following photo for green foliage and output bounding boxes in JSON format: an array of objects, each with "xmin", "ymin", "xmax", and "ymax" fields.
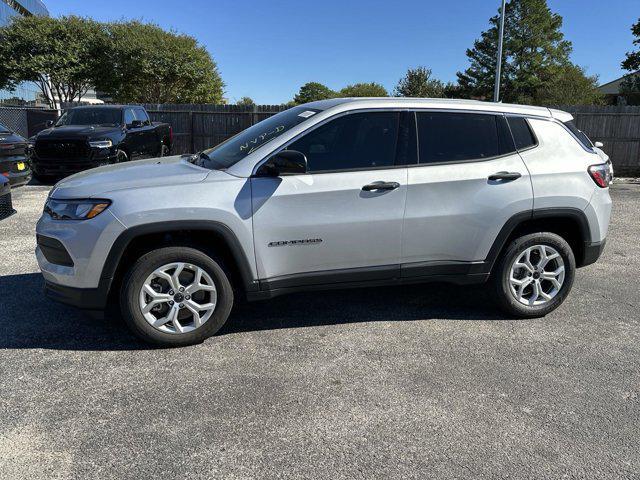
[
  {"xmin": 0, "ymin": 15, "xmax": 111, "ymax": 108},
  {"xmin": 456, "ymin": 0, "xmax": 591, "ymax": 105},
  {"xmin": 338, "ymin": 82, "xmax": 388, "ymax": 97},
  {"xmin": 293, "ymin": 82, "xmax": 336, "ymax": 104},
  {"xmin": 534, "ymin": 65, "xmax": 603, "ymax": 105},
  {"xmin": 394, "ymin": 67, "xmax": 445, "ymax": 98},
  {"xmin": 100, "ymin": 21, "xmax": 224, "ymax": 104},
  {"xmin": 236, "ymin": 96, "xmax": 256, "ymax": 106},
  {"xmin": 621, "ymin": 17, "xmax": 640, "ymax": 93}
]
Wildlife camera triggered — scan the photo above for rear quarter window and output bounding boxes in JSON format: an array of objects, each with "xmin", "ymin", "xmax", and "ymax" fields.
[{"xmin": 563, "ymin": 120, "xmax": 593, "ymax": 150}]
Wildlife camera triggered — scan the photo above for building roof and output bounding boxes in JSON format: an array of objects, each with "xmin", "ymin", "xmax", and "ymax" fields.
[{"xmin": 598, "ymin": 72, "xmax": 639, "ymax": 95}]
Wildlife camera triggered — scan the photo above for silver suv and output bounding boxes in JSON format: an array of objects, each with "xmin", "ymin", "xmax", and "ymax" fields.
[{"xmin": 36, "ymin": 98, "xmax": 613, "ymax": 346}]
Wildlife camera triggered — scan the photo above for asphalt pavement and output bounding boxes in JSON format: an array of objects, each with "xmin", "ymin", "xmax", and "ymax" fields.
[{"xmin": 0, "ymin": 182, "xmax": 638, "ymax": 479}]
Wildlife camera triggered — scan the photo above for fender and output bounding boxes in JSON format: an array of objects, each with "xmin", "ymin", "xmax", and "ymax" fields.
[
  {"xmin": 483, "ymin": 207, "xmax": 592, "ymax": 272},
  {"xmin": 100, "ymin": 220, "xmax": 258, "ymax": 293}
]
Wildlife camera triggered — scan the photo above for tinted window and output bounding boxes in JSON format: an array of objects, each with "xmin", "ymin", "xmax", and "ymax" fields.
[
  {"xmin": 507, "ymin": 117, "xmax": 537, "ymax": 150},
  {"xmin": 0, "ymin": 123, "xmax": 11, "ymax": 133},
  {"xmin": 416, "ymin": 112, "xmax": 502, "ymax": 164},
  {"xmin": 134, "ymin": 108, "xmax": 151, "ymax": 125},
  {"xmin": 124, "ymin": 109, "xmax": 136, "ymax": 126},
  {"xmin": 288, "ymin": 112, "xmax": 399, "ymax": 172},
  {"xmin": 563, "ymin": 120, "xmax": 593, "ymax": 149}
]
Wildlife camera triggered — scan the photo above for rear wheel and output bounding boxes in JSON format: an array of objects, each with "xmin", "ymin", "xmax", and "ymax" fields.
[
  {"xmin": 120, "ymin": 247, "xmax": 234, "ymax": 346},
  {"xmin": 492, "ymin": 232, "xmax": 575, "ymax": 318}
]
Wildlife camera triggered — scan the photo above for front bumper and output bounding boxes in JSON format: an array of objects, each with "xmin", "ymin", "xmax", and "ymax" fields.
[
  {"xmin": 32, "ymin": 155, "xmax": 115, "ymax": 176},
  {"xmin": 44, "ymin": 279, "xmax": 110, "ymax": 310}
]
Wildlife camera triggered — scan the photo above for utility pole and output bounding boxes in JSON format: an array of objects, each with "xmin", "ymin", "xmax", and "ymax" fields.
[{"xmin": 493, "ymin": 0, "xmax": 506, "ymax": 102}]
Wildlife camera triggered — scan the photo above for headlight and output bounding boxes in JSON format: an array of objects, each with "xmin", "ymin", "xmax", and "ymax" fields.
[
  {"xmin": 89, "ymin": 140, "xmax": 113, "ymax": 149},
  {"xmin": 44, "ymin": 198, "xmax": 111, "ymax": 220}
]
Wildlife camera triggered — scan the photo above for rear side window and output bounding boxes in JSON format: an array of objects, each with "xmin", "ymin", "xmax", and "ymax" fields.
[
  {"xmin": 563, "ymin": 120, "xmax": 593, "ymax": 150},
  {"xmin": 416, "ymin": 112, "xmax": 510, "ymax": 164},
  {"xmin": 288, "ymin": 112, "xmax": 399, "ymax": 172},
  {"xmin": 507, "ymin": 117, "xmax": 537, "ymax": 150},
  {"xmin": 134, "ymin": 108, "xmax": 151, "ymax": 126}
]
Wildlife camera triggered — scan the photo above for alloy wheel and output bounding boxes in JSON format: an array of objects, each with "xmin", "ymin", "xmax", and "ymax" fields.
[
  {"xmin": 139, "ymin": 262, "xmax": 218, "ymax": 334},
  {"xmin": 508, "ymin": 244, "xmax": 565, "ymax": 306}
]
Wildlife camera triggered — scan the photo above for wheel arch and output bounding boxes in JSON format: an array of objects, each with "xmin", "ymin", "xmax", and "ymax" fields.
[
  {"xmin": 101, "ymin": 221, "xmax": 258, "ymax": 306},
  {"xmin": 486, "ymin": 208, "xmax": 592, "ymax": 271}
]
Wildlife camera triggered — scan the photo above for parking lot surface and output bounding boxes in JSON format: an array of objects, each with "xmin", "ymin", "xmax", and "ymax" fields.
[{"xmin": 0, "ymin": 182, "xmax": 638, "ymax": 479}]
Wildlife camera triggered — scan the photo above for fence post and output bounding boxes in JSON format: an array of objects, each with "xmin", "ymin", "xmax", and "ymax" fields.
[{"xmin": 190, "ymin": 111, "xmax": 195, "ymax": 153}]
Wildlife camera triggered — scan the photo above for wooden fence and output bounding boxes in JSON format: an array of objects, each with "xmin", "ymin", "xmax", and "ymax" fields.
[
  {"xmin": 558, "ymin": 105, "xmax": 640, "ymax": 176},
  {"xmin": 141, "ymin": 104, "xmax": 288, "ymax": 155}
]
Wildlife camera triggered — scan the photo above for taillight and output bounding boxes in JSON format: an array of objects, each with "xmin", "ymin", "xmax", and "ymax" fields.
[{"xmin": 588, "ymin": 162, "xmax": 612, "ymax": 188}]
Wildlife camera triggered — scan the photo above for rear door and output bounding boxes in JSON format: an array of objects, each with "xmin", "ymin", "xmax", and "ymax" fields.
[
  {"xmin": 123, "ymin": 107, "xmax": 143, "ymax": 157},
  {"xmin": 401, "ymin": 111, "xmax": 533, "ymax": 276},
  {"xmin": 251, "ymin": 111, "xmax": 410, "ymax": 285}
]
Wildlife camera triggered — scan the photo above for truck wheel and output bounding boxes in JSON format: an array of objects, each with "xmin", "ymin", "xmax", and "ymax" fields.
[
  {"xmin": 160, "ymin": 144, "xmax": 169, "ymax": 157},
  {"xmin": 492, "ymin": 232, "xmax": 575, "ymax": 318},
  {"xmin": 116, "ymin": 149, "xmax": 128, "ymax": 163},
  {"xmin": 120, "ymin": 246, "xmax": 234, "ymax": 346}
]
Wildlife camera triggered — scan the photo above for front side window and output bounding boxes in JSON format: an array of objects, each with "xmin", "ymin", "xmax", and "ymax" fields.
[
  {"xmin": 416, "ymin": 112, "xmax": 511, "ymax": 164},
  {"xmin": 123, "ymin": 109, "xmax": 136, "ymax": 126},
  {"xmin": 563, "ymin": 120, "xmax": 593, "ymax": 150},
  {"xmin": 288, "ymin": 112, "xmax": 400, "ymax": 172}
]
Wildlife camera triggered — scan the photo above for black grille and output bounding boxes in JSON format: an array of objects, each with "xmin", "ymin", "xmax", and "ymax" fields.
[
  {"xmin": 0, "ymin": 192, "xmax": 13, "ymax": 219},
  {"xmin": 35, "ymin": 139, "xmax": 89, "ymax": 161}
]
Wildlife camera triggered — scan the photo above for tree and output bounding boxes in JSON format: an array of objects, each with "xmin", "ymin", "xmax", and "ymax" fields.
[
  {"xmin": 0, "ymin": 15, "xmax": 111, "ymax": 109},
  {"xmin": 293, "ymin": 82, "xmax": 336, "ymax": 104},
  {"xmin": 456, "ymin": 0, "xmax": 576, "ymax": 104},
  {"xmin": 237, "ymin": 96, "xmax": 256, "ymax": 106},
  {"xmin": 534, "ymin": 65, "xmax": 603, "ymax": 105},
  {"xmin": 394, "ymin": 67, "xmax": 446, "ymax": 98},
  {"xmin": 338, "ymin": 82, "xmax": 387, "ymax": 97},
  {"xmin": 100, "ymin": 21, "xmax": 224, "ymax": 104},
  {"xmin": 621, "ymin": 17, "xmax": 640, "ymax": 93}
]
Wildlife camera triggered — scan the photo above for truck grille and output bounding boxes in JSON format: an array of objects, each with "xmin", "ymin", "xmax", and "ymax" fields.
[
  {"xmin": 0, "ymin": 192, "xmax": 13, "ymax": 219},
  {"xmin": 35, "ymin": 139, "xmax": 89, "ymax": 161}
]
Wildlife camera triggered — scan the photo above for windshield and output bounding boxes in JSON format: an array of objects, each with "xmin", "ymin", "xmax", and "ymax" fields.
[
  {"xmin": 56, "ymin": 109, "xmax": 122, "ymax": 127},
  {"xmin": 564, "ymin": 120, "xmax": 593, "ymax": 149},
  {"xmin": 197, "ymin": 106, "xmax": 322, "ymax": 169}
]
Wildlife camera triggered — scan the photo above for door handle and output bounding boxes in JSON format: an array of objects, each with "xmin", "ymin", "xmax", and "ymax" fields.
[
  {"xmin": 488, "ymin": 171, "xmax": 522, "ymax": 181},
  {"xmin": 362, "ymin": 181, "xmax": 400, "ymax": 191}
]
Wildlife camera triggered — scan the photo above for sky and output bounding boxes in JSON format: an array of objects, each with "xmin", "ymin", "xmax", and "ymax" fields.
[{"xmin": 48, "ymin": 0, "xmax": 639, "ymax": 104}]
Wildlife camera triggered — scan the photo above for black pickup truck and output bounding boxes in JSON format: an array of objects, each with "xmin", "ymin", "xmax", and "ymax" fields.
[{"xmin": 31, "ymin": 105, "xmax": 172, "ymax": 179}]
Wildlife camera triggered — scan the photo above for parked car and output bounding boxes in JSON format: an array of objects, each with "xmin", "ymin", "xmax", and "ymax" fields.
[
  {"xmin": 0, "ymin": 122, "xmax": 31, "ymax": 187},
  {"xmin": 36, "ymin": 98, "xmax": 613, "ymax": 346},
  {"xmin": 30, "ymin": 105, "xmax": 172, "ymax": 179},
  {"xmin": 0, "ymin": 175, "xmax": 13, "ymax": 220}
]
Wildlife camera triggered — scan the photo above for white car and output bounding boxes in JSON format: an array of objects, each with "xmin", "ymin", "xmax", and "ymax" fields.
[{"xmin": 36, "ymin": 98, "xmax": 613, "ymax": 346}]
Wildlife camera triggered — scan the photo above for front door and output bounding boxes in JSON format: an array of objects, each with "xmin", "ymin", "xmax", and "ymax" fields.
[{"xmin": 251, "ymin": 111, "xmax": 408, "ymax": 286}]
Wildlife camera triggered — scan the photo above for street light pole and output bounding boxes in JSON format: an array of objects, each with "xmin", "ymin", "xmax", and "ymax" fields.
[{"xmin": 493, "ymin": 0, "xmax": 506, "ymax": 102}]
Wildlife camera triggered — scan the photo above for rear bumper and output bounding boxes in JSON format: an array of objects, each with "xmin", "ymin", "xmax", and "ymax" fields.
[
  {"xmin": 44, "ymin": 279, "xmax": 109, "ymax": 310},
  {"xmin": 580, "ymin": 239, "xmax": 606, "ymax": 267},
  {"xmin": 7, "ymin": 169, "xmax": 31, "ymax": 187}
]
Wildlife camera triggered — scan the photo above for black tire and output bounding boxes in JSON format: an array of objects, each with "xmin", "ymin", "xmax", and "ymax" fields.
[
  {"xmin": 120, "ymin": 246, "xmax": 234, "ymax": 346},
  {"xmin": 492, "ymin": 232, "xmax": 576, "ymax": 318},
  {"xmin": 115, "ymin": 149, "xmax": 128, "ymax": 163}
]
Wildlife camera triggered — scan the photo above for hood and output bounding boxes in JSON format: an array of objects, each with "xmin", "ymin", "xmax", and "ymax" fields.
[
  {"xmin": 36, "ymin": 125, "xmax": 121, "ymax": 140},
  {"xmin": 51, "ymin": 155, "xmax": 213, "ymax": 199}
]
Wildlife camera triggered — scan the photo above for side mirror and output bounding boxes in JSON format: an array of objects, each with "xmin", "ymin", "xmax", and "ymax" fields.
[
  {"xmin": 45, "ymin": 120, "xmax": 54, "ymax": 128},
  {"xmin": 594, "ymin": 141, "xmax": 604, "ymax": 149},
  {"xmin": 129, "ymin": 119, "xmax": 143, "ymax": 129},
  {"xmin": 256, "ymin": 150, "xmax": 308, "ymax": 177}
]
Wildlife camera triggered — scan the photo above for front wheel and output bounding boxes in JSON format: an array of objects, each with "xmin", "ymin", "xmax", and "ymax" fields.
[
  {"xmin": 120, "ymin": 247, "xmax": 234, "ymax": 346},
  {"xmin": 492, "ymin": 232, "xmax": 576, "ymax": 318}
]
